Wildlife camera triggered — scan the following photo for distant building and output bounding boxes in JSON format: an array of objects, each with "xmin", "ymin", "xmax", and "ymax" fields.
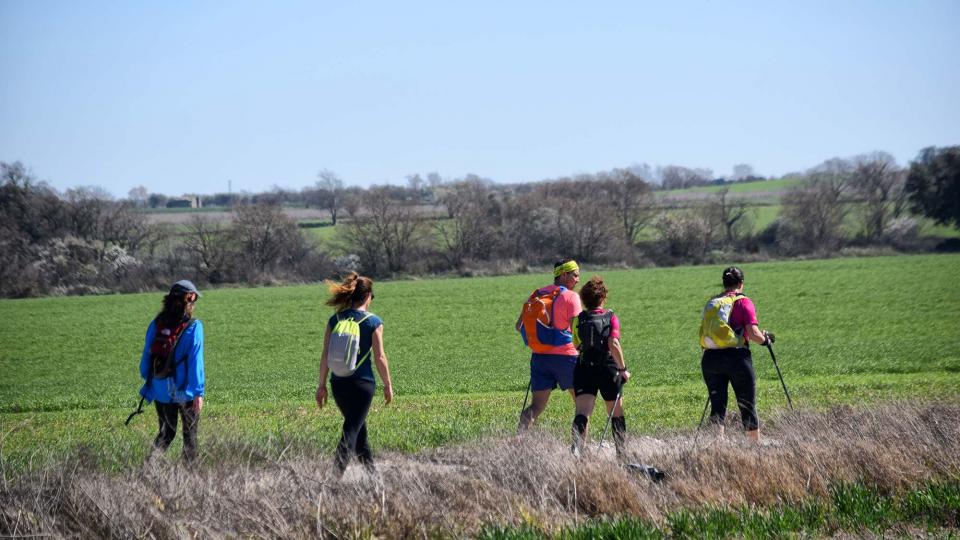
[{"xmin": 166, "ymin": 196, "xmax": 202, "ymax": 209}]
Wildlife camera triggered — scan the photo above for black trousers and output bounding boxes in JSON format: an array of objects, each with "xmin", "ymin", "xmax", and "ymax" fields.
[
  {"xmin": 154, "ymin": 401, "xmax": 199, "ymax": 461},
  {"xmin": 330, "ymin": 377, "xmax": 376, "ymax": 471},
  {"xmin": 701, "ymin": 347, "xmax": 759, "ymax": 430}
]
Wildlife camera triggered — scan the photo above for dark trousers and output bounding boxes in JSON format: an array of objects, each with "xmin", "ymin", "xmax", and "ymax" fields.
[
  {"xmin": 154, "ymin": 401, "xmax": 199, "ymax": 461},
  {"xmin": 701, "ymin": 348, "xmax": 759, "ymax": 430},
  {"xmin": 330, "ymin": 377, "xmax": 376, "ymax": 471}
]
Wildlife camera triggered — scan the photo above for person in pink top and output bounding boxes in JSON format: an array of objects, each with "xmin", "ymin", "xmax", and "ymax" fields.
[
  {"xmin": 517, "ymin": 259, "xmax": 582, "ymax": 430},
  {"xmin": 701, "ymin": 266, "xmax": 774, "ymax": 442},
  {"xmin": 570, "ymin": 276, "xmax": 631, "ymax": 457}
]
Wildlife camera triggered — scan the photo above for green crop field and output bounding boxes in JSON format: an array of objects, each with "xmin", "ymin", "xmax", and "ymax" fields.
[{"xmin": 1, "ymin": 254, "xmax": 959, "ymax": 468}]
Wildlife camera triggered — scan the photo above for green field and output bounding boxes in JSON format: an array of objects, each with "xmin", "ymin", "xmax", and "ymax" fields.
[{"xmin": 1, "ymin": 254, "xmax": 959, "ymax": 467}]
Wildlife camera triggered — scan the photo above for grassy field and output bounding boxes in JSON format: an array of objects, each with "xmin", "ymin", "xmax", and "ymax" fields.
[{"xmin": 1, "ymin": 254, "xmax": 959, "ymax": 467}]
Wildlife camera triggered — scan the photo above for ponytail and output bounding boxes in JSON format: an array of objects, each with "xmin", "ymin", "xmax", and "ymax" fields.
[{"xmin": 325, "ymin": 272, "xmax": 374, "ymax": 311}]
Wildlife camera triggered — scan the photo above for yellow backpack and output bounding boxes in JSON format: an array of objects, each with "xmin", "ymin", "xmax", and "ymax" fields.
[{"xmin": 699, "ymin": 293, "xmax": 745, "ymax": 349}]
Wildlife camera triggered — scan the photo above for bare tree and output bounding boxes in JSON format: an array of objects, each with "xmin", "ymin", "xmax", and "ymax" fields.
[
  {"xmin": 345, "ymin": 188, "xmax": 427, "ymax": 274},
  {"xmin": 708, "ymin": 187, "xmax": 752, "ymax": 246},
  {"xmin": 128, "ymin": 186, "xmax": 149, "ymax": 208},
  {"xmin": 316, "ymin": 169, "xmax": 344, "ymax": 225},
  {"xmin": 849, "ymin": 152, "xmax": 905, "ymax": 241},
  {"xmin": 231, "ymin": 204, "xmax": 304, "ymax": 276},
  {"xmin": 599, "ymin": 168, "xmax": 656, "ymax": 245},
  {"xmin": 661, "ymin": 166, "xmax": 713, "ymax": 190},
  {"xmin": 780, "ymin": 173, "xmax": 850, "ymax": 253},
  {"xmin": 436, "ymin": 179, "xmax": 501, "ymax": 266},
  {"xmin": 184, "ymin": 216, "xmax": 231, "ymax": 283},
  {"xmin": 731, "ymin": 164, "xmax": 755, "ymax": 181}
]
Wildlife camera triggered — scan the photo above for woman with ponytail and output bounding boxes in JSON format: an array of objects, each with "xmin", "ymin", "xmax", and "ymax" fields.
[
  {"xmin": 316, "ymin": 272, "xmax": 394, "ymax": 476},
  {"xmin": 699, "ymin": 266, "xmax": 773, "ymax": 442}
]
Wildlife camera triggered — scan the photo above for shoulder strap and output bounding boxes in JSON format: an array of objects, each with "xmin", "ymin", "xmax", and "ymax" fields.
[{"xmin": 356, "ymin": 313, "xmax": 373, "ymax": 324}]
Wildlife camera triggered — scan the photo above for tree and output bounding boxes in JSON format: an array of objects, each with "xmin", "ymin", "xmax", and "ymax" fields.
[
  {"xmin": 345, "ymin": 188, "xmax": 427, "ymax": 274},
  {"xmin": 316, "ymin": 169, "xmax": 344, "ymax": 225},
  {"xmin": 905, "ymin": 146, "xmax": 960, "ymax": 229},
  {"xmin": 231, "ymin": 204, "xmax": 304, "ymax": 275},
  {"xmin": 779, "ymin": 173, "xmax": 850, "ymax": 253},
  {"xmin": 848, "ymin": 152, "xmax": 905, "ymax": 241},
  {"xmin": 661, "ymin": 166, "xmax": 713, "ymax": 190},
  {"xmin": 436, "ymin": 179, "xmax": 502, "ymax": 266},
  {"xmin": 183, "ymin": 216, "xmax": 231, "ymax": 283},
  {"xmin": 128, "ymin": 186, "xmax": 149, "ymax": 208},
  {"xmin": 598, "ymin": 169, "xmax": 655, "ymax": 245},
  {"xmin": 708, "ymin": 187, "xmax": 752, "ymax": 246},
  {"xmin": 731, "ymin": 164, "xmax": 755, "ymax": 181}
]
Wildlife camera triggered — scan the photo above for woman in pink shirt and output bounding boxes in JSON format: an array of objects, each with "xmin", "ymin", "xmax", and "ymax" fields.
[{"xmin": 701, "ymin": 266, "xmax": 772, "ymax": 442}]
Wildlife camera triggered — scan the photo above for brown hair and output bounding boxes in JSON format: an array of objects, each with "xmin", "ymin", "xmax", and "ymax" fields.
[
  {"xmin": 325, "ymin": 272, "xmax": 374, "ymax": 312},
  {"xmin": 157, "ymin": 292, "xmax": 192, "ymax": 327},
  {"xmin": 579, "ymin": 276, "xmax": 608, "ymax": 311},
  {"xmin": 722, "ymin": 266, "xmax": 745, "ymax": 289}
]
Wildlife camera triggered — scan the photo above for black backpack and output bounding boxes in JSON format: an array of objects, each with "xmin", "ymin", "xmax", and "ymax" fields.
[{"xmin": 577, "ymin": 310, "xmax": 613, "ymax": 366}]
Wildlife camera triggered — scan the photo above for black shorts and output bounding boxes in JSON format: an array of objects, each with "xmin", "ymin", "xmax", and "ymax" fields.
[{"xmin": 573, "ymin": 362, "xmax": 621, "ymax": 401}]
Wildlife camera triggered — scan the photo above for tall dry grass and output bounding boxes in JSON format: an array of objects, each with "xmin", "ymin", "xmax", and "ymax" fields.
[{"xmin": 2, "ymin": 402, "xmax": 958, "ymax": 538}]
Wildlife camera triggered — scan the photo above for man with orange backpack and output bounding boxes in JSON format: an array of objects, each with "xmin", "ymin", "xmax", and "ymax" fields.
[{"xmin": 517, "ymin": 259, "xmax": 582, "ymax": 430}]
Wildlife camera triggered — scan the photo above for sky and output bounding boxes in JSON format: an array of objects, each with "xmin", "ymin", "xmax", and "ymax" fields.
[{"xmin": 1, "ymin": 1, "xmax": 959, "ymax": 197}]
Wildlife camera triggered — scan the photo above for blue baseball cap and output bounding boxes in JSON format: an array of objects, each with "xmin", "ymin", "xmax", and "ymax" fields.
[{"xmin": 170, "ymin": 279, "xmax": 201, "ymax": 298}]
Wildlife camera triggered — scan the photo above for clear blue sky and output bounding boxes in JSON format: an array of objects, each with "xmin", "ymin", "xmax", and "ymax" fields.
[{"xmin": 2, "ymin": 1, "xmax": 959, "ymax": 197}]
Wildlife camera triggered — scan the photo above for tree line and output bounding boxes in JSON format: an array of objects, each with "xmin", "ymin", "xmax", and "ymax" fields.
[{"xmin": 2, "ymin": 146, "xmax": 958, "ymax": 298}]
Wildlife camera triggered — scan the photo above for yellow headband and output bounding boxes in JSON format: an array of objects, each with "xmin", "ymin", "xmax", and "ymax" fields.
[{"xmin": 553, "ymin": 260, "xmax": 579, "ymax": 277}]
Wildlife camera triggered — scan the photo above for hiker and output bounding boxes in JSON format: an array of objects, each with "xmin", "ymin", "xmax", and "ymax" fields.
[
  {"xmin": 699, "ymin": 266, "xmax": 774, "ymax": 442},
  {"xmin": 138, "ymin": 280, "xmax": 205, "ymax": 462},
  {"xmin": 570, "ymin": 276, "xmax": 630, "ymax": 457},
  {"xmin": 316, "ymin": 272, "xmax": 394, "ymax": 475},
  {"xmin": 517, "ymin": 258, "xmax": 582, "ymax": 430}
]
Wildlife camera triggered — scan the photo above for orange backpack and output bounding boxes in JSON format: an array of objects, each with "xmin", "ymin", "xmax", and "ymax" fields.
[{"xmin": 517, "ymin": 286, "xmax": 573, "ymax": 353}]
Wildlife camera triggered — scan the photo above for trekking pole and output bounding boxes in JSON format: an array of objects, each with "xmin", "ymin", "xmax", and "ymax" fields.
[
  {"xmin": 598, "ymin": 377, "xmax": 624, "ymax": 448},
  {"xmin": 765, "ymin": 341, "xmax": 794, "ymax": 410},
  {"xmin": 696, "ymin": 394, "xmax": 710, "ymax": 430},
  {"xmin": 518, "ymin": 379, "xmax": 532, "ymax": 425}
]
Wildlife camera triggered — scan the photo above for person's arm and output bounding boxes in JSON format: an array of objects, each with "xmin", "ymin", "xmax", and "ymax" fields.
[
  {"xmin": 187, "ymin": 321, "xmax": 205, "ymax": 413},
  {"xmin": 611, "ymin": 337, "xmax": 631, "ymax": 375},
  {"xmin": 744, "ymin": 324, "xmax": 767, "ymax": 344},
  {"xmin": 140, "ymin": 321, "xmax": 155, "ymax": 380},
  {"xmin": 316, "ymin": 325, "xmax": 332, "ymax": 408},
  {"xmin": 371, "ymin": 325, "xmax": 393, "ymax": 404}
]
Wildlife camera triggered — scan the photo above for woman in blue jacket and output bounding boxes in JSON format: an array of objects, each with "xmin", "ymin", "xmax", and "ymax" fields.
[{"xmin": 139, "ymin": 280, "xmax": 205, "ymax": 462}]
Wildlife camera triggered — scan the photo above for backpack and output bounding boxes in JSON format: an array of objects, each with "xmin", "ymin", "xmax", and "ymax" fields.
[
  {"xmin": 699, "ymin": 293, "xmax": 746, "ymax": 349},
  {"xmin": 577, "ymin": 310, "xmax": 614, "ymax": 366},
  {"xmin": 518, "ymin": 286, "xmax": 573, "ymax": 353},
  {"xmin": 327, "ymin": 312, "xmax": 373, "ymax": 377},
  {"xmin": 150, "ymin": 318, "xmax": 194, "ymax": 379}
]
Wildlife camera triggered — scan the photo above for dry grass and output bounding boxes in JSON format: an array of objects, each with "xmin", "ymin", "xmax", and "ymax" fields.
[{"xmin": 2, "ymin": 402, "xmax": 958, "ymax": 538}]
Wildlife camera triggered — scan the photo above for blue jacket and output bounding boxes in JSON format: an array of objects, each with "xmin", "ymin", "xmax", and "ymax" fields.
[{"xmin": 139, "ymin": 318, "xmax": 205, "ymax": 403}]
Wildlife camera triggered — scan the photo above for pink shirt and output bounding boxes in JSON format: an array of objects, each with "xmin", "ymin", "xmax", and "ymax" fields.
[
  {"xmin": 728, "ymin": 294, "xmax": 759, "ymax": 332},
  {"xmin": 538, "ymin": 285, "xmax": 581, "ymax": 356}
]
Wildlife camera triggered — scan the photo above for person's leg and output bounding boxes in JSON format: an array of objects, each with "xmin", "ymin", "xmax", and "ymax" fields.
[
  {"xmin": 729, "ymin": 351, "xmax": 759, "ymax": 441},
  {"xmin": 600, "ymin": 373, "xmax": 625, "ymax": 456},
  {"xmin": 702, "ymin": 352, "xmax": 730, "ymax": 429},
  {"xmin": 352, "ymin": 380, "xmax": 376, "ymax": 471},
  {"xmin": 572, "ymin": 392, "xmax": 597, "ymax": 455},
  {"xmin": 153, "ymin": 402, "xmax": 178, "ymax": 451},
  {"xmin": 520, "ymin": 390, "xmax": 553, "ymax": 429},
  {"xmin": 179, "ymin": 400, "xmax": 200, "ymax": 463},
  {"xmin": 331, "ymin": 378, "xmax": 374, "ymax": 473},
  {"xmin": 520, "ymin": 355, "xmax": 556, "ymax": 430}
]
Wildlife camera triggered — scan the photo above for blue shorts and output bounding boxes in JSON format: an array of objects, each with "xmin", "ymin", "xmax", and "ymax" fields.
[{"xmin": 530, "ymin": 354, "xmax": 577, "ymax": 391}]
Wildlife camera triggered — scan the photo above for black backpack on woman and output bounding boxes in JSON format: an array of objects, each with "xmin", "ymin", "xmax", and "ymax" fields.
[{"xmin": 577, "ymin": 310, "xmax": 614, "ymax": 366}]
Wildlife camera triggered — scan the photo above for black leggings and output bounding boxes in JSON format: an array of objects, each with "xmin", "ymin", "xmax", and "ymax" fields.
[
  {"xmin": 701, "ymin": 348, "xmax": 758, "ymax": 430},
  {"xmin": 330, "ymin": 377, "xmax": 376, "ymax": 471},
  {"xmin": 154, "ymin": 401, "xmax": 199, "ymax": 461}
]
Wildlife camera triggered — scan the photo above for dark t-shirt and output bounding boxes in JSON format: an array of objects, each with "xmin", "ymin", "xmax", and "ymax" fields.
[{"xmin": 327, "ymin": 309, "xmax": 383, "ymax": 383}]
